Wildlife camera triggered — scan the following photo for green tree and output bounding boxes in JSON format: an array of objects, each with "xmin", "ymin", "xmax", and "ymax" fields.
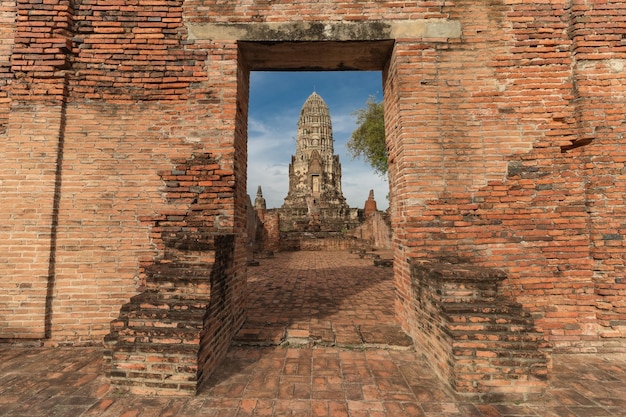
[{"xmin": 346, "ymin": 97, "xmax": 387, "ymax": 175}]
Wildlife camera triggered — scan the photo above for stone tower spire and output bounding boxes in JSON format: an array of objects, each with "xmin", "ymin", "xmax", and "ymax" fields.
[
  {"xmin": 281, "ymin": 92, "xmax": 354, "ymax": 232},
  {"xmin": 254, "ymin": 185, "xmax": 266, "ymax": 210},
  {"xmin": 364, "ymin": 189, "xmax": 377, "ymax": 218},
  {"xmin": 295, "ymin": 92, "xmax": 334, "ymax": 158}
]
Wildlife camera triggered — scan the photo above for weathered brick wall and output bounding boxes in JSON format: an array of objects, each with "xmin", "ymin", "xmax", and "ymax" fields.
[
  {"xmin": 262, "ymin": 210, "xmax": 281, "ymax": 253},
  {"xmin": 1, "ymin": 0, "xmax": 246, "ymax": 342},
  {"xmin": 0, "ymin": 0, "xmax": 72, "ymax": 339},
  {"xmin": 105, "ymin": 153, "xmax": 244, "ymax": 394},
  {"xmin": 570, "ymin": 1, "xmax": 626, "ymax": 345},
  {"xmin": 390, "ymin": 0, "xmax": 626, "ymax": 353},
  {"xmin": 1, "ymin": 0, "xmax": 625, "ymax": 395},
  {"xmin": 51, "ymin": 106, "xmax": 229, "ymax": 343},
  {"xmin": 410, "ymin": 259, "xmax": 550, "ymax": 401},
  {"xmin": 70, "ymin": 0, "xmax": 207, "ymax": 101},
  {"xmin": 347, "ymin": 211, "xmax": 392, "ymax": 250},
  {"xmin": 0, "ymin": 0, "xmax": 16, "ymax": 133}
]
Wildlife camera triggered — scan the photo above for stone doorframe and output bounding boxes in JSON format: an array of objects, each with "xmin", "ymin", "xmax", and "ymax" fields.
[
  {"xmin": 188, "ymin": 17, "xmax": 472, "ymax": 391},
  {"xmin": 104, "ymin": 18, "xmax": 552, "ymax": 399}
]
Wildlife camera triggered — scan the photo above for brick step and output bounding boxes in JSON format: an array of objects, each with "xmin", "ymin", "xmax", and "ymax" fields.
[
  {"xmin": 106, "ymin": 341, "xmax": 200, "ymax": 394},
  {"xmin": 111, "ymin": 316, "xmax": 204, "ymax": 333},
  {"xmin": 108, "ymin": 321, "xmax": 203, "ymax": 342},
  {"xmin": 109, "ymin": 340, "xmax": 200, "ymax": 356},
  {"xmin": 445, "ymin": 310, "xmax": 534, "ymax": 323},
  {"xmin": 451, "ymin": 334, "xmax": 546, "ymax": 347},
  {"xmin": 120, "ymin": 293, "xmax": 209, "ymax": 315},
  {"xmin": 144, "ymin": 264, "xmax": 212, "ymax": 294},
  {"xmin": 144, "ymin": 282, "xmax": 210, "ymax": 296},
  {"xmin": 110, "ymin": 329, "xmax": 203, "ymax": 345},
  {"xmin": 447, "ymin": 322, "xmax": 541, "ymax": 336},
  {"xmin": 446, "ymin": 317, "xmax": 537, "ymax": 330},
  {"xmin": 442, "ymin": 301, "xmax": 529, "ymax": 317},
  {"xmin": 114, "ymin": 309, "xmax": 206, "ymax": 324},
  {"xmin": 453, "ymin": 338, "xmax": 549, "ymax": 352},
  {"xmin": 144, "ymin": 262, "xmax": 212, "ymax": 276},
  {"xmin": 109, "ymin": 305, "xmax": 207, "ymax": 342}
]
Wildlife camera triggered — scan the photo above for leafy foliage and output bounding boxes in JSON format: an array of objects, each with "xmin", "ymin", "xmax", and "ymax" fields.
[{"xmin": 346, "ymin": 97, "xmax": 387, "ymax": 175}]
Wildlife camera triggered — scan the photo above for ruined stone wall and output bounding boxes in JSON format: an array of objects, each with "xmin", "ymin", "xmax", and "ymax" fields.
[
  {"xmin": 347, "ymin": 211, "xmax": 392, "ymax": 250},
  {"xmin": 1, "ymin": 0, "xmax": 624, "ymax": 366},
  {"xmin": 388, "ymin": 0, "xmax": 626, "ymax": 353},
  {"xmin": 262, "ymin": 210, "xmax": 281, "ymax": 253},
  {"xmin": 0, "ymin": 0, "xmax": 247, "ymax": 343}
]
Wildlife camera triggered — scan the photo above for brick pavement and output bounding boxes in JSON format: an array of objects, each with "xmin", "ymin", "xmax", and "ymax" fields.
[
  {"xmin": 236, "ymin": 251, "xmax": 410, "ymax": 348},
  {"xmin": 1, "ymin": 251, "xmax": 625, "ymax": 416}
]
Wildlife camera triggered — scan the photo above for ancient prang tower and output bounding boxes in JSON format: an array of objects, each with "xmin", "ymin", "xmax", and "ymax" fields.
[{"xmin": 279, "ymin": 92, "xmax": 359, "ymax": 232}]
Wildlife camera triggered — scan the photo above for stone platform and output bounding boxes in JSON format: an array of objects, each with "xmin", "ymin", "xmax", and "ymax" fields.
[
  {"xmin": 1, "ymin": 252, "xmax": 625, "ymax": 416},
  {"xmin": 235, "ymin": 251, "xmax": 410, "ymax": 348}
]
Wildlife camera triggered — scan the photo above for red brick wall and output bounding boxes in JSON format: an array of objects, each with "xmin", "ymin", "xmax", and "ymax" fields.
[
  {"xmin": 70, "ymin": 0, "xmax": 207, "ymax": 101},
  {"xmin": 1, "ymin": 0, "xmax": 624, "ymax": 359},
  {"xmin": 0, "ymin": 105, "xmax": 64, "ymax": 338},
  {"xmin": 570, "ymin": 1, "xmax": 626, "ymax": 344},
  {"xmin": 0, "ymin": 0, "xmax": 246, "ymax": 342},
  {"xmin": 0, "ymin": 0, "xmax": 16, "ymax": 133},
  {"xmin": 1, "ymin": 0, "xmax": 74, "ymax": 338},
  {"xmin": 390, "ymin": 1, "xmax": 626, "ymax": 352}
]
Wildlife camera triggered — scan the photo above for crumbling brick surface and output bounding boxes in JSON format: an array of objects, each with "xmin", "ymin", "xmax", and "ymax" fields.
[
  {"xmin": 1, "ymin": 0, "xmax": 625, "ymax": 398},
  {"xmin": 409, "ymin": 259, "xmax": 551, "ymax": 401},
  {"xmin": 105, "ymin": 153, "xmax": 244, "ymax": 395},
  {"xmin": 0, "ymin": 0, "xmax": 16, "ymax": 134}
]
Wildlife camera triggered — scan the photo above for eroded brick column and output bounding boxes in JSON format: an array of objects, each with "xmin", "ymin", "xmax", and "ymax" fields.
[
  {"xmin": 410, "ymin": 259, "xmax": 550, "ymax": 402},
  {"xmin": 569, "ymin": 0, "xmax": 626, "ymax": 343},
  {"xmin": 0, "ymin": 0, "xmax": 73, "ymax": 338}
]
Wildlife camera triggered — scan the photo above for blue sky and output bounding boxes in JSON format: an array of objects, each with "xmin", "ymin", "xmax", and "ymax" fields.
[{"xmin": 247, "ymin": 71, "xmax": 389, "ymax": 210}]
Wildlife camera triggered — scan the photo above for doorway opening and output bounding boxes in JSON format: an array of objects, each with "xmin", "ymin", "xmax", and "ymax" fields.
[{"xmin": 238, "ymin": 41, "xmax": 404, "ymax": 348}]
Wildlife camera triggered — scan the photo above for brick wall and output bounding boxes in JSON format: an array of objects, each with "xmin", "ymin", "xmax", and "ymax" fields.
[
  {"xmin": 347, "ymin": 211, "xmax": 392, "ymax": 250},
  {"xmin": 570, "ymin": 0, "xmax": 626, "ymax": 345},
  {"xmin": 105, "ymin": 153, "xmax": 244, "ymax": 394},
  {"xmin": 1, "ymin": 0, "xmax": 246, "ymax": 343},
  {"xmin": 389, "ymin": 0, "xmax": 626, "ymax": 354},
  {"xmin": 0, "ymin": 0, "xmax": 16, "ymax": 133},
  {"xmin": 2, "ymin": 0, "xmax": 625, "ymax": 396},
  {"xmin": 409, "ymin": 259, "xmax": 550, "ymax": 402}
]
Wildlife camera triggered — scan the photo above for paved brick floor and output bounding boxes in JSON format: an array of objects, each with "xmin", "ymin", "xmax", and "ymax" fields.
[
  {"xmin": 1, "ymin": 251, "xmax": 625, "ymax": 416},
  {"xmin": 235, "ymin": 251, "xmax": 410, "ymax": 348}
]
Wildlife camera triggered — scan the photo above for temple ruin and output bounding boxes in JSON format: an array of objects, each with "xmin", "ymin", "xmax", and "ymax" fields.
[
  {"xmin": 249, "ymin": 91, "xmax": 387, "ymax": 253},
  {"xmin": 1, "ymin": 0, "xmax": 625, "ymax": 401}
]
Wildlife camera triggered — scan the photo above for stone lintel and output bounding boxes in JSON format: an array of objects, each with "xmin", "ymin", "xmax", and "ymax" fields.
[{"xmin": 186, "ymin": 19, "xmax": 462, "ymax": 42}]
